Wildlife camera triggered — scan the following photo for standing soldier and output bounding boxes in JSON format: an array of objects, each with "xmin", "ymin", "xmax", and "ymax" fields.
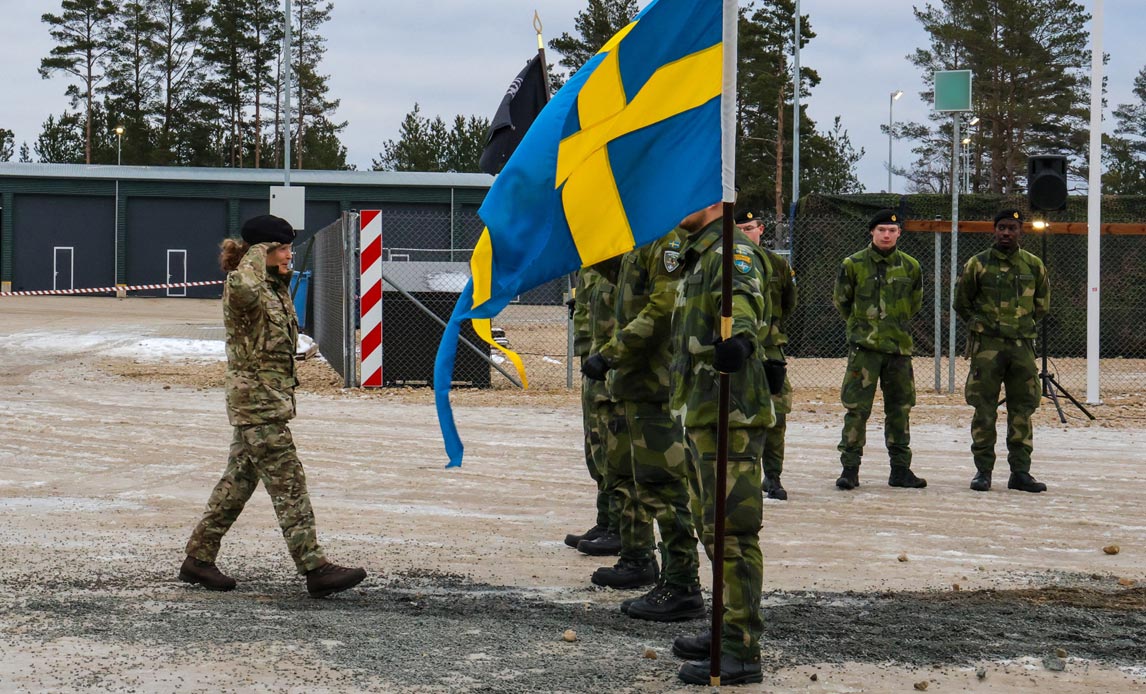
[
  {"xmin": 832, "ymin": 209, "xmax": 926, "ymax": 490},
  {"xmin": 669, "ymin": 202, "xmax": 773, "ymax": 686},
  {"xmin": 736, "ymin": 212, "xmax": 797, "ymax": 500},
  {"xmin": 181, "ymin": 215, "xmax": 366, "ymax": 597},
  {"xmin": 954, "ymin": 209, "xmax": 1049, "ymax": 493},
  {"xmin": 582, "ymin": 228, "xmax": 703, "ymax": 619},
  {"xmin": 565, "ymin": 258, "xmax": 624, "ymax": 555}
]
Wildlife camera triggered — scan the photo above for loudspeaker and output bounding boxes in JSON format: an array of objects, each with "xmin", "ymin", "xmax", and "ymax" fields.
[{"xmin": 1027, "ymin": 155, "xmax": 1068, "ymax": 211}]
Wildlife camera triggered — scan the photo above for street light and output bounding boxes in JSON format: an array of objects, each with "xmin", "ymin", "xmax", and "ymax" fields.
[
  {"xmin": 113, "ymin": 125, "xmax": 124, "ymax": 287},
  {"xmin": 888, "ymin": 90, "xmax": 903, "ymax": 192},
  {"xmin": 114, "ymin": 125, "xmax": 124, "ymax": 165}
]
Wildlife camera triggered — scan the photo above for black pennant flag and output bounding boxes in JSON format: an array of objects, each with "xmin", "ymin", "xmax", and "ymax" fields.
[{"xmin": 478, "ymin": 54, "xmax": 548, "ymax": 176}]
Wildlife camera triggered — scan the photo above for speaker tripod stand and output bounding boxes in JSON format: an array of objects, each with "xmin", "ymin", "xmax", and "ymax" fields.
[{"xmin": 1038, "ymin": 339, "xmax": 1094, "ymax": 423}]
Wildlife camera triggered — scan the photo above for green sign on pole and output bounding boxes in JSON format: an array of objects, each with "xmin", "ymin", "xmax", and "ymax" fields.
[{"xmin": 934, "ymin": 70, "xmax": 973, "ymax": 112}]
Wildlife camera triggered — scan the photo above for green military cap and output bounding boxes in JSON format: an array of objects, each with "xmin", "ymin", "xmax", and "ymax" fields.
[
  {"xmin": 868, "ymin": 209, "xmax": 901, "ymax": 230},
  {"xmin": 993, "ymin": 208, "xmax": 1024, "ymax": 224}
]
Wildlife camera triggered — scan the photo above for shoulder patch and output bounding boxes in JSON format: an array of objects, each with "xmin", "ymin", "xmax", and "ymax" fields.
[
  {"xmin": 732, "ymin": 246, "xmax": 754, "ymax": 275},
  {"xmin": 667, "ymin": 238, "xmax": 682, "ymax": 250},
  {"xmin": 663, "ymin": 249, "xmax": 681, "ymax": 273}
]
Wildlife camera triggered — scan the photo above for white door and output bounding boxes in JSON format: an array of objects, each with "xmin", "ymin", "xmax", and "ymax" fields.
[
  {"xmin": 53, "ymin": 246, "xmax": 74, "ymax": 291},
  {"xmin": 166, "ymin": 249, "xmax": 187, "ymax": 297}
]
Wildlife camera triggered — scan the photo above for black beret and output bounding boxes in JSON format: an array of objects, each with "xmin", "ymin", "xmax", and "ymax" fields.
[
  {"xmin": 735, "ymin": 210, "xmax": 762, "ymax": 225},
  {"xmin": 868, "ymin": 209, "xmax": 901, "ymax": 230},
  {"xmin": 241, "ymin": 215, "xmax": 296, "ymax": 245},
  {"xmin": 993, "ymin": 208, "xmax": 1024, "ymax": 224}
]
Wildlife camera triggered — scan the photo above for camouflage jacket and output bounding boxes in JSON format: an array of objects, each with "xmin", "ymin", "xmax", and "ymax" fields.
[
  {"xmin": 954, "ymin": 246, "xmax": 1049, "ymax": 340},
  {"xmin": 833, "ymin": 244, "xmax": 922, "ymax": 355},
  {"xmin": 759, "ymin": 247, "xmax": 796, "ymax": 359},
  {"xmin": 670, "ymin": 220, "xmax": 775, "ymax": 429},
  {"xmin": 573, "ymin": 256, "xmax": 622, "ymax": 404},
  {"xmin": 600, "ymin": 229, "xmax": 684, "ymax": 403},
  {"xmin": 223, "ymin": 243, "xmax": 299, "ymax": 426}
]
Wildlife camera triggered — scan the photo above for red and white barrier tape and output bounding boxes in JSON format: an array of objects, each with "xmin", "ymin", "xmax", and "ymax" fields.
[{"xmin": 0, "ymin": 280, "xmax": 225, "ymax": 297}]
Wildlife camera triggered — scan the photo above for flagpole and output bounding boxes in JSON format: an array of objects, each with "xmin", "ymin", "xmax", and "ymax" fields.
[
  {"xmin": 535, "ymin": 11, "xmax": 573, "ymax": 388},
  {"xmin": 710, "ymin": 0, "xmax": 738, "ymax": 685}
]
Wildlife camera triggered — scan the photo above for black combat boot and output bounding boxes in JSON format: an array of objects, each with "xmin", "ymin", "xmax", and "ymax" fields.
[
  {"xmin": 577, "ymin": 532, "xmax": 622, "ymax": 556},
  {"xmin": 672, "ymin": 630, "xmax": 712, "ymax": 660},
  {"xmin": 590, "ymin": 556, "xmax": 658, "ymax": 589},
  {"xmin": 835, "ymin": 466, "xmax": 860, "ymax": 490},
  {"xmin": 564, "ymin": 524, "xmax": 608, "ymax": 549},
  {"xmin": 970, "ymin": 470, "xmax": 992, "ymax": 492},
  {"xmin": 626, "ymin": 583, "xmax": 705, "ymax": 622},
  {"xmin": 763, "ymin": 473, "xmax": 788, "ymax": 500},
  {"xmin": 306, "ymin": 562, "xmax": 367, "ymax": 598},
  {"xmin": 888, "ymin": 466, "xmax": 927, "ymax": 488},
  {"xmin": 678, "ymin": 654, "xmax": 763, "ymax": 686},
  {"xmin": 1008, "ymin": 471, "xmax": 1047, "ymax": 493},
  {"xmin": 179, "ymin": 556, "xmax": 237, "ymax": 591}
]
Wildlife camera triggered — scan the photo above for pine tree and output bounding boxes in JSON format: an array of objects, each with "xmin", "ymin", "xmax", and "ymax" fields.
[
  {"xmin": 1105, "ymin": 65, "xmax": 1146, "ymax": 195},
  {"xmin": 248, "ymin": 0, "xmax": 283, "ymax": 168},
  {"xmin": 34, "ymin": 112, "xmax": 87, "ymax": 163},
  {"xmin": 19, "ymin": 142, "xmax": 33, "ymax": 163},
  {"xmin": 291, "ymin": 0, "xmax": 344, "ymax": 169},
  {"xmin": 202, "ymin": 0, "xmax": 256, "ymax": 167},
  {"xmin": 372, "ymin": 104, "xmax": 447, "ymax": 172},
  {"xmin": 0, "ymin": 129, "xmax": 14, "ymax": 162},
  {"xmin": 906, "ymin": 0, "xmax": 1091, "ymax": 194},
  {"xmin": 152, "ymin": 0, "xmax": 212, "ymax": 165},
  {"xmin": 103, "ymin": 0, "xmax": 163, "ymax": 164},
  {"xmin": 39, "ymin": 0, "xmax": 119, "ymax": 164},
  {"xmin": 548, "ymin": 0, "xmax": 639, "ymax": 75}
]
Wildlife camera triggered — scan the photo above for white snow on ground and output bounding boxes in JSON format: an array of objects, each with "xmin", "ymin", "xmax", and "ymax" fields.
[
  {"xmin": 0, "ymin": 329, "xmax": 324, "ymax": 362},
  {"xmin": 104, "ymin": 338, "xmax": 225, "ymax": 361}
]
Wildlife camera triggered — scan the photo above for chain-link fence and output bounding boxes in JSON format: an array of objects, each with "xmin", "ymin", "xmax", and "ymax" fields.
[
  {"xmin": 788, "ymin": 194, "xmax": 1146, "ymax": 397},
  {"xmin": 301, "ymin": 207, "xmax": 574, "ymax": 390},
  {"xmin": 306, "ymin": 213, "xmax": 356, "ymax": 387},
  {"xmin": 303, "ymin": 194, "xmax": 1145, "ymax": 399}
]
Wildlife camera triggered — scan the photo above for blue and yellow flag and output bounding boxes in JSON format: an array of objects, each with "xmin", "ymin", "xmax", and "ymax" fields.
[{"xmin": 435, "ymin": 0, "xmax": 723, "ymax": 466}]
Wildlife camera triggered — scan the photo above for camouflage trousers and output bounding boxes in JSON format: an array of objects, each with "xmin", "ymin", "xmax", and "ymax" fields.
[
  {"xmin": 582, "ymin": 380, "xmax": 620, "ymax": 531},
  {"xmin": 762, "ymin": 376, "xmax": 792, "ymax": 478},
  {"xmin": 838, "ymin": 346, "xmax": 915, "ymax": 468},
  {"xmin": 687, "ymin": 426, "xmax": 766, "ymax": 662},
  {"xmin": 600, "ymin": 401, "xmax": 654, "ymax": 562},
  {"xmin": 619, "ymin": 400, "xmax": 699, "ymax": 587},
  {"xmin": 186, "ymin": 423, "xmax": 326, "ymax": 574},
  {"xmin": 964, "ymin": 335, "xmax": 1040, "ymax": 473}
]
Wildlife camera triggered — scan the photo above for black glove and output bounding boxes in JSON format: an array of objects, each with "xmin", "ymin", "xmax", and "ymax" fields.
[
  {"xmin": 565, "ymin": 297, "xmax": 576, "ymax": 320},
  {"xmin": 581, "ymin": 353, "xmax": 610, "ymax": 381},
  {"xmin": 712, "ymin": 335, "xmax": 754, "ymax": 373},
  {"xmin": 763, "ymin": 359, "xmax": 787, "ymax": 395}
]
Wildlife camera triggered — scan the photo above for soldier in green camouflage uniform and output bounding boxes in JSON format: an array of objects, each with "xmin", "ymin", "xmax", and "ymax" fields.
[
  {"xmin": 832, "ymin": 209, "xmax": 926, "ymax": 490},
  {"xmin": 582, "ymin": 228, "xmax": 702, "ymax": 618},
  {"xmin": 954, "ymin": 208, "xmax": 1050, "ymax": 494},
  {"xmin": 737, "ymin": 212, "xmax": 797, "ymax": 500},
  {"xmin": 670, "ymin": 203, "xmax": 773, "ymax": 687},
  {"xmin": 565, "ymin": 259, "xmax": 625, "ymax": 552},
  {"xmin": 181, "ymin": 215, "xmax": 366, "ymax": 598}
]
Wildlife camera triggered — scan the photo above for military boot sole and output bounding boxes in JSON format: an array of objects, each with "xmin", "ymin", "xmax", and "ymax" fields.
[
  {"xmin": 178, "ymin": 570, "xmax": 236, "ymax": 592},
  {"xmin": 590, "ymin": 571, "xmax": 658, "ymax": 590},
  {"xmin": 678, "ymin": 659, "xmax": 763, "ymax": 686},
  {"xmin": 627, "ymin": 601, "xmax": 706, "ymax": 622},
  {"xmin": 576, "ymin": 537, "xmax": 622, "ymax": 556},
  {"xmin": 766, "ymin": 487, "xmax": 789, "ymax": 500}
]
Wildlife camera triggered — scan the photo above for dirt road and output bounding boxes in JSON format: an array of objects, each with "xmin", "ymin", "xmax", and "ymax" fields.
[{"xmin": 0, "ymin": 297, "xmax": 1143, "ymax": 693}]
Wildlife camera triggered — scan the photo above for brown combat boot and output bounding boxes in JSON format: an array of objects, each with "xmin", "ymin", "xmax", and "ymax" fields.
[
  {"xmin": 179, "ymin": 556, "xmax": 237, "ymax": 591},
  {"xmin": 306, "ymin": 562, "xmax": 367, "ymax": 598}
]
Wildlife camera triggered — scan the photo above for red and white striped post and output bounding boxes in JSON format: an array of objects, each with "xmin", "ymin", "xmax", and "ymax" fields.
[{"xmin": 359, "ymin": 210, "xmax": 384, "ymax": 387}]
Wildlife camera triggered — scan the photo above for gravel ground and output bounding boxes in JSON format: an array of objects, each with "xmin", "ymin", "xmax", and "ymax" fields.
[{"xmin": 1, "ymin": 297, "xmax": 1144, "ymax": 693}]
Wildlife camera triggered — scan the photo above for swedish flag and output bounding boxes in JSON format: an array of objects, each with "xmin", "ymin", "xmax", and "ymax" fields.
[{"xmin": 435, "ymin": 0, "xmax": 723, "ymax": 466}]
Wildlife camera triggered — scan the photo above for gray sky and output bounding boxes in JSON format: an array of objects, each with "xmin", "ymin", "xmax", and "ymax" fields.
[{"xmin": 1, "ymin": 0, "xmax": 1142, "ymax": 192}]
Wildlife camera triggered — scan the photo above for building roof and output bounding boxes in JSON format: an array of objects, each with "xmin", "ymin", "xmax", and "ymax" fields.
[{"xmin": 0, "ymin": 162, "xmax": 494, "ymax": 189}]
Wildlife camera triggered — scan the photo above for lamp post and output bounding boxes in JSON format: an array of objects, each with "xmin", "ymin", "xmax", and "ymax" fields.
[
  {"xmin": 114, "ymin": 125, "xmax": 124, "ymax": 287},
  {"xmin": 888, "ymin": 90, "xmax": 903, "ymax": 192}
]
